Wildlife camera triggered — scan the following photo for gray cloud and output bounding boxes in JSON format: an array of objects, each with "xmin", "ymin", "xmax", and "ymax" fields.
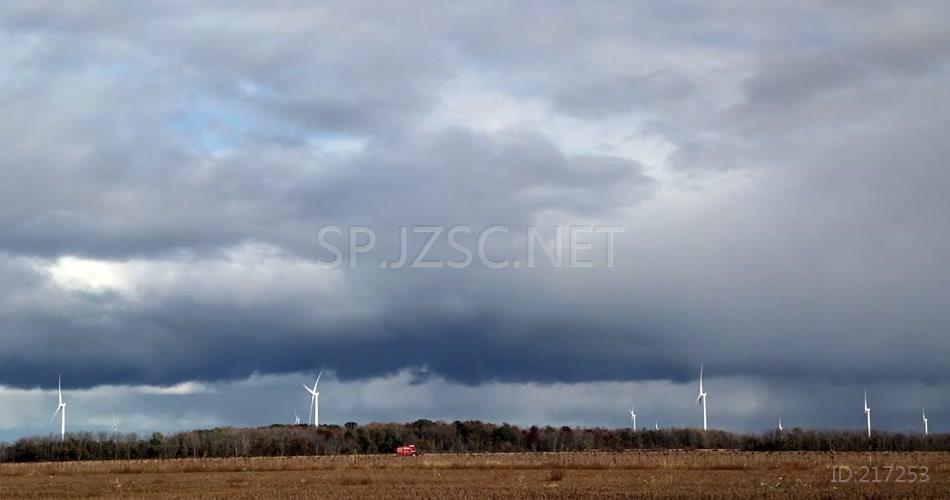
[{"xmin": 1, "ymin": 1, "xmax": 949, "ymax": 435}]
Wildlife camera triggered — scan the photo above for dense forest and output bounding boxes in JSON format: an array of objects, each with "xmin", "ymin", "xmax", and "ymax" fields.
[{"xmin": 1, "ymin": 421, "xmax": 947, "ymax": 462}]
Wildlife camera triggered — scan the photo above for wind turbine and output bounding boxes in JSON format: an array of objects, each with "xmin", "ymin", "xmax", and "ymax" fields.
[
  {"xmin": 294, "ymin": 410, "xmax": 301, "ymax": 425},
  {"xmin": 50, "ymin": 375, "xmax": 66, "ymax": 442},
  {"xmin": 629, "ymin": 405, "xmax": 637, "ymax": 430},
  {"xmin": 112, "ymin": 414, "xmax": 118, "ymax": 436},
  {"xmin": 303, "ymin": 371, "xmax": 323, "ymax": 426},
  {"xmin": 696, "ymin": 364, "xmax": 707, "ymax": 431},
  {"xmin": 922, "ymin": 408, "xmax": 928, "ymax": 436},
  {"xmin": 863, "ymin": 387, "xmax": 871, "ymax": 438},
  {"xmin": 654, "ymin": 419, "xmax": 659, "ymax": 431},
  {"xmin": 778, "ymin": 418, "xmax": 783, "ymax": 432}
]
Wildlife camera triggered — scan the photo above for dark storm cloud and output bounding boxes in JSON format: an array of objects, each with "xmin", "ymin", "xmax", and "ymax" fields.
[
  {"xmin": 0, "ymin": 123, "xmax": 648, "ymax": 259},
  {"xmin": 1, "ymin": 0, "xmax": 949, "ymax": 428}
]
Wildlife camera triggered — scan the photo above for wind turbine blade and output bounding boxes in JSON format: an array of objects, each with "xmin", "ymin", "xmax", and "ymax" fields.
[
  {"xmin": 303, "ymin": 383, "xmax": 318, "ymax": 396},
  {"xmin": 315, "ymin": 370, "xmax": 323, "ymax": 388},
  {"xmin": 58, "ymin": 375, "xmax": 63, "ymax": 405},
  {"xmin": 50, "ymin": 406, "xmax": 61, "ymax": 422},
  {"xmin": 699, "ymin": 364, "xmax": 704, "ymax": 393}
]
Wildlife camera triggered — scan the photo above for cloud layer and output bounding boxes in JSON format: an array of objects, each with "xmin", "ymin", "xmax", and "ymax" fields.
[{"xmin": 1, "ymin": 1, "xmax": 949, "ymax": 434}]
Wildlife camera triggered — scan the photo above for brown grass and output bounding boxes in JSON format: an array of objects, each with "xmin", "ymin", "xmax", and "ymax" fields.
[{"xmin": 0, "ymin": 451, "xmax": 947, "ymax": 498}]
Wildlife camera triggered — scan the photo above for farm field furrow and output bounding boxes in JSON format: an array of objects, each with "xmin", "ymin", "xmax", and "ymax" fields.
[{"xmin": 0, "ymin": 451, "xmax": 947, "ymax": 499}]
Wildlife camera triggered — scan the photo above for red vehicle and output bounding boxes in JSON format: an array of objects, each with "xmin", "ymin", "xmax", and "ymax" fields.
[{"xmin": 395, "ymin": 444, "xmax": 417, "ymax": 456}]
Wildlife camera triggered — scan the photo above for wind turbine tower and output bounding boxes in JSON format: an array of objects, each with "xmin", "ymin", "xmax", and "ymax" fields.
[
  {"xmin": 294, "ymin": 411, "xmax": 301, "ymax": 425},
  {"xmin": 630, "ymin": 405, "xmax": 637, "ymax": 430},
  {"xmin": 696, "ymin": 364, "xmax": 707, "ymax": 431},
  {"xmin": 778, "ymin": 418, "xmax": 783, "ymax": 432},
  {"xmin": 922, "ymin": 408, "xmax": 928, "ymax": 436},
  {"xmin": 863, "ymin": 388, "xmax": 871, "ymax": 438},
  {"xmin": 303, "ymin": 371, "xmax": 323, "ymax": 426},
  {"xmin": 50, "ymin": 375, "xmax": 66, "ymax": 442}
]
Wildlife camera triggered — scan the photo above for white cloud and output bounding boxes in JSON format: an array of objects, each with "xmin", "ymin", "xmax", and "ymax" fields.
[
  {"xmin": 34, "ymin": 243, "xmax": 344, "ymax": 306},
  {"xmin": 45, "ymin": 256, "xmax": 132, "ymax": 294}
]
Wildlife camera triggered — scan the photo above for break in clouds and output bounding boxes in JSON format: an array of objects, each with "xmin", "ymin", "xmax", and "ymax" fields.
[{"xmin": 1, "ymin": 1, "xmax": 949, "ymax": 436}]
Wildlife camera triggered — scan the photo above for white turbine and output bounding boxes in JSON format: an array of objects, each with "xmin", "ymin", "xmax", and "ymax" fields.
[
  {"xmin": 654, "ymin": 419, "xmax": 659, "ymax": 431},
  {"xmin": 922, "ymin": 408, "xmax": 928, "ymax": 436},
  {"xmin": 294, "ymin": 410, "xmax": 301, "ymax": 425},
  {"xmin": 629, "ymin": 405, "xmax": 637, "ymax": 430},
  {"xmin": 863, "ymin": 387, "xmax": 871, "ymax": 438},
  {"xmin": 50, "ymin": 375, "xmax": 66, "ymax": 442},
  {"xmin": 696, "ymin": 364, "xmax": 707, "ymax": 431},
  {"xmin": 112, "ymin": 414, "xmax": 117, "ymax": 436},
  {"xmin": 303, "ymin": 371, "xmax": 323, "ymax": 426},
  {"xmin": 778, "ymin": 418, "xmax": 783, "ymax": 432}
]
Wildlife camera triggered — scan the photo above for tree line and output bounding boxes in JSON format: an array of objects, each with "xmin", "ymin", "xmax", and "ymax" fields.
[{"xmin": 1, "ymin": 421, "xmax": 947, "ymax": 462}]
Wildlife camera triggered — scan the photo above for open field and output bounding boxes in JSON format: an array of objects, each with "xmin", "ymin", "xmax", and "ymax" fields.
[{"xmin": 0, "ymin": 451, "xmax": 947, "ymax": 498}]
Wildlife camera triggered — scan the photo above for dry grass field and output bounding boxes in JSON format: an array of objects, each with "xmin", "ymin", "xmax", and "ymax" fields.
[{"xmin": 0, "ymin": 451, "xmax": 946, "ymax": 498}]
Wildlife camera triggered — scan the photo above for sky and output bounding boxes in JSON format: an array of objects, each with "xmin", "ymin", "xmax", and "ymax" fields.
[{"xmin": 1, "ymin": 1, "xmax": 949, "ymax": 440}]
